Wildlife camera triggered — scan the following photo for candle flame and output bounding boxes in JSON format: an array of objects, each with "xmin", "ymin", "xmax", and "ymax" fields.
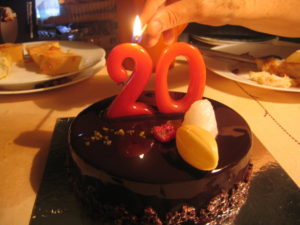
[
  {"xmin": 132, "ymin": 16, "xmax": 147, "ymax": 43},
  {"xmin": 133, "ymin": 16, "xmax": 142, "ymax": 37}
]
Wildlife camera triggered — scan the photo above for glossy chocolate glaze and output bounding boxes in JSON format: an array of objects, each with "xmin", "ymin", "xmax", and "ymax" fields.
[{"xmin": 68, "ymin": 91, "xmax": 252, "ymax": 200}]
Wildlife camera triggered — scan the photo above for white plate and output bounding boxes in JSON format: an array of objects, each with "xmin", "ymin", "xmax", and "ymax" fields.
[
  {"xmin": 0, "ymin": 58, "xmax": 105, "ymax": 95},
  {"xmin": 204, "ymin": 42, "xmax": 300, "ymax": 92},
  {"xmin": 0, "ymin": 41, "xmax": 105, "ymax": 90},
  {"xmin": 191, "ymin": 34, "xmax": 277, "ymax": 46}
]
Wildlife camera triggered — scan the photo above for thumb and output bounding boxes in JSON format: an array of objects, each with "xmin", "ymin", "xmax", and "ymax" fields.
[
  {"xmin": 153, "ymin": 0, "xmax": 190, "ymax": 31},
  {"xmin": 144, "ymin": 0, "xmax": 191, "ymax": 46}
]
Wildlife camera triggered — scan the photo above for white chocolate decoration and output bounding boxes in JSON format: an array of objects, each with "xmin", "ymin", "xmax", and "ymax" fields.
[{"xmin": 182, "ymin": 99, "xmax": 218, "ymax": 138}]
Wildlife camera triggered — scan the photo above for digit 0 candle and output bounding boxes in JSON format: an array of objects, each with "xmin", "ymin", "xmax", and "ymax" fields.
[{"xmin": 155, "ymin": 42, "xmax": 206, "ymax": 113}]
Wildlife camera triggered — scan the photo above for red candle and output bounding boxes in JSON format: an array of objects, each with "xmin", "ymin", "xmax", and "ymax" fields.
[
  {"xmin": 155, "ymin": 42, "xmax": 206, "ymax": 113},
  {"xmin": 106, "ymin": 43, "xmax": 153, "ymax": 118},
  {"xmin": 106, "ymin": 16, "xmax": 206, "ymax": 118}
]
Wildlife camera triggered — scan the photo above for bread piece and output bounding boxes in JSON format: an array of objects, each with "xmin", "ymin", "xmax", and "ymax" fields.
[
  {"xmin": 256, "ymin": 57, "xmax": 300, "ymax": 79},
  {"xmin": 0, "ymin": 43, "xmax": 23, "ymax": 63},
  {"xmin": 38, "ymin": 48, "xmax": 82, "ymax": 75},
  {"xmin": 248, "ymin": 71, "xmax": 295, "ymax": 88},
  {"xmin": 26, "ymin": 42, "xmax": 82, "ymax": 75},
  {"xmin": 286, "ymin": 50, "xmax": 300, "ymax": 63},
  {"xmin": 26, "ymin": 41, "xmax": 60, "ymax": 65},
  {"xmin": 0, "ymin": 52, "xmax": 12, "ymax": 79}
]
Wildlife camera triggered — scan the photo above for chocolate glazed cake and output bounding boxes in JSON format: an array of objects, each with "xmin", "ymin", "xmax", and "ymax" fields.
[{"xmin": 67, "ymin": 91, "xmax": 252, "ymax": 225}]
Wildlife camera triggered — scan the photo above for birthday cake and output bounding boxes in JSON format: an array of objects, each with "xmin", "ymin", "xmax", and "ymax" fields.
[{"xmin": 67, "ymin": 90, "xmax": 252, "ymax": 225}]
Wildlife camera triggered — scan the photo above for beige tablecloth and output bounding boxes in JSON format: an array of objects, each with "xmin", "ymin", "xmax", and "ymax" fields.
[{"xmin": 0, "ymin": 60, "xmax": 299, "ymax": 225}]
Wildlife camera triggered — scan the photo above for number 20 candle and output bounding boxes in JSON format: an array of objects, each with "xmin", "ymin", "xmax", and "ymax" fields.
[{"xmin": 106, "ymin": 16, "xmax": 206, "ymax": 118}]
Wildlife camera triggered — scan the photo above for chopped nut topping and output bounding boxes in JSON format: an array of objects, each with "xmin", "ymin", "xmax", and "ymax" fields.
[
  {"xmin": 82, "ymin": 126, "xmax": 149, "ymax": 148},
  {"xmin": 126, "ymin": 130, "xmax": 135, "ymax": 135},
  {"xmin": 114, "ymin": 129, "xmax": 125, "ymax": 136},
  {"xmin": 104, "ymin": 140, "xmax": 112, "ymax": 146},
  {"xmin": 94, "ymin": 130, "xmax": 102, "ymax": 137},
  {"xmin": 139, "ymin": 131, "xmax": 146, "ymax": 138},
  {"xmin": 102, "ymin": 127, "xmax": 109, "ymax": 132}
]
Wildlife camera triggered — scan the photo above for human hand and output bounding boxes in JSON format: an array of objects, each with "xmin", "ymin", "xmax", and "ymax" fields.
[
  {"xmin": 141, "ymin": 0, "xmax": 234, "ymax": 47},
  {"xmin": 141, "ymin": 0, "xmax": 300, "ymax": 46}
]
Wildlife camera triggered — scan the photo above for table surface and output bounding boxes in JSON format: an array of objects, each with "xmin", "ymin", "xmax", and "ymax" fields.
[{"xmin": 0, "ymin": 53, "xmax": 300, "ymax": 225}]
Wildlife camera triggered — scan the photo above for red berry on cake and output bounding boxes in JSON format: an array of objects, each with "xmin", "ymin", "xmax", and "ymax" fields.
[{"xmin": 153, "ymin": 122, "xmax": 177, "ymax": 143}]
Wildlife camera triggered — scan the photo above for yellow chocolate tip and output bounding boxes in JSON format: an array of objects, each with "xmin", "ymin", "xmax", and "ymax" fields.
[{"xmin": 176, "ymin": 124, "xmax": 219, "ymax": 171}]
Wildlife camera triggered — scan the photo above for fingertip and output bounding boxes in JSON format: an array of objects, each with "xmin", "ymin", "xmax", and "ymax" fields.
[
  {"xmin": 142, "ymin": 34, "xmax": 160, "ymax": 47},
  {"xmin": 142, "ymin": 20, "xmax": 163, "ymax": 47},
  {"xmin": 149, "ymin": 20, "xmax": 163, "ymax": 35},
  {"xmin": 162, "ymin": 29, "xmax": 176, "ymax": 45}
]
